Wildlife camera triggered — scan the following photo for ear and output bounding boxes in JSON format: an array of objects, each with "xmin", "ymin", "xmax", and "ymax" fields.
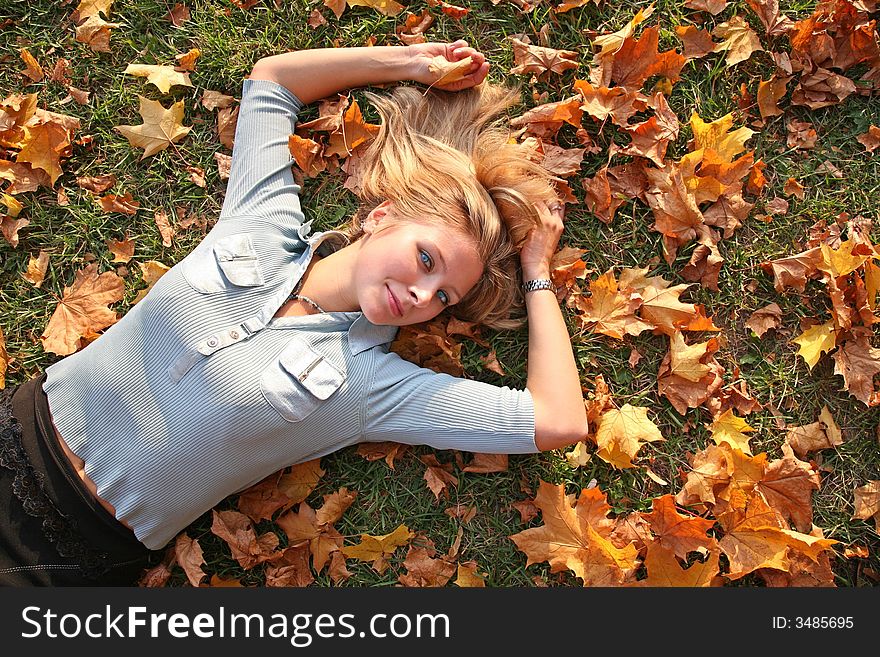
[{"xmin": 362, "ymin": 200, "xmax": 393, "ymax": 235}]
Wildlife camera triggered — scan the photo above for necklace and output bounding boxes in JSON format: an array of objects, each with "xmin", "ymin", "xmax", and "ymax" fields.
[{"xmin": 287, "ymin": 292, "xmax": 325, "ymax": 314}]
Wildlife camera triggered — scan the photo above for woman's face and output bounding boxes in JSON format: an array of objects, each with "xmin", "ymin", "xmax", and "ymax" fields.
[{"xmin": 354, "ymin": 204, "xmax": 484, "ymax": 327}]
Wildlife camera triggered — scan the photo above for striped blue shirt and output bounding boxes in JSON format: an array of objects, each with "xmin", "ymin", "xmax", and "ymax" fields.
[{"xmin": 43, "ymin": 79, "xmax": 536, "ymax": 550}]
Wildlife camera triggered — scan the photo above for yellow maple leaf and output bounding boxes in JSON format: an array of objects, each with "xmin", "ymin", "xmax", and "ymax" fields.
[
  {"xmin": 340, "ymin": 524, "xmax": 414, "ymax": 570},
  {"xmin": 690, "ymin": 112, "xmax": 753, "ymax": 164},
  {"xmin": 124, "ymin": 64, "xmax": 193, "ymax": 94},
  {"xmin": 631, "ymin": 542, "xmax": 721, "ymax": 587},
  {"xmin": 40, "ymin": 262, "xmax": 124, "ymax": 356},
  {"xmin": 72, "ymin": 0, "xmax": 114, "ymax": 21},
  {"xmin": 792, "ymin": 319, "xmax": 837, "ymax": 370},
  {"xmin": 16, "ymin": 121, "xmax": 72, "ymax": 186},
  {"xmin": 344, "ymin": 0, "xmax": 405, "ymax": 16},
  {"xmin": 817, "ymin": 239, "xmax": 871, "ymax": 278},
  {"xmin": 595, "ymin": 404, "xmax": 664, "ymax": 469},
  {"xmin": 114, "ymin": 96, "xmax": 192, "ymax": 159},
  {"xmin": 591, "ymin": 4, "xmax": 656, "ymax": 56},
  {"xmin": 710, "ymin": 409, "xmax": 755, "ymax": 455},
  {"xmin": 711, "ymin": 15, "xmax": 763, "ymax": 67}
]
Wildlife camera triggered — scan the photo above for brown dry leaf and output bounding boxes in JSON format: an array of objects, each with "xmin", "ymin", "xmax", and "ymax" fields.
[
  {"xmin": 308, "ymin": 8, "xmax": 329, "ymax": 28},
  {"xmin": 96, "ymin": 192, "xmax": 139, "ymax": 215},
  {"xmin": 511, "ymin": 499, "xmax": 539, "ymax": 524},
  {"xmin": 631, "ymin": 542, "xmax": 722, "ymax": 586},
  {"xmin": 0, "ymin": 160, "xmax": 51, "ymax": 194},
  {"xmin": 153, "ymin": 208, "xmax": 175, "ymax": 247},
  {"xmin": 745, "ymin": 302, "xmax": 783, "ymax": 337},
  {"xmin": 71, "ymin": 0, "xmax": 114, "ymax": 22},
  {"xmin": 40, "ymin": 262, "xmax": 123, "ymax": 356},
  {"xmin": 619, "ymin": 92, "xmax": 680, "ymax": 167},
  {"xmin": 757, "ymin": 443, "xmax": 821, "ymax": 533},
  {"xmin": 832, "ymin": 335, "xmax": 880, "ymax": 406},
  {"xmin": 565, "ymin": 441, "xmax": 592, "ymax": 468},
  {"xmin": 398, "ymin": 541, "xmax": 457, "ymax": 587},
  {"xmin": 217, "ymin": 106, "xmax": 238, "ymax": 149},
  {"xmin": 785, "ymin": 406, "xmax": 843, "ymax": 457},
  {"xmin": 604, "ymin": 26, "xmax": 687, "ymax": 91},
  {"xmin": 288, "ymin": 134, "xmax": 326, "ymax": 178},
  {"xmin": 509, "ymin": 36, "xmax": 579, "ymax": 81},
  {"xmin": 462, "ymin": 452, "xmax": 508, "ymax": 473},
  {"xmin": 276, "ymin": 492, "xmax": 354, "ymax": 574},
  {"xmin": 174, "ymin": 533, "xmax": 207, "ymax": 587},
  {"xmin": 339, "ymin": 0, "xmax": 406, "ymax": 17},
  {"xmin": 595, "ymin": 404, "xmax": 664, "ymax": 469},
  {"xmin": 573, "ymin": 80, "xmax": 647, "ymax": 127},
  {"xmin": 124, "ymin": 64, "xmax": 193, "ymax": 93},
  {"xmin": 784, "ymin": 177, "xmax": 805, "ymax": 199},
  {"xmin": 75, "ymin": 15, "xmax": 121, "ymax": 53},
  {"xmin": 186, "ymin": 165, "xmax": 205, "ymax": 187},
  {"xmin": 76, "ymin": 173, "xmax": 116, "ymax": 193},
  {"xmin": 589, "ymin": 5, "xmax": 655, "ymax": 57},
  {"xmin": 712, "ymin": 16, "xmax": 763, "ymax": 67},
  {"xmin": 132, "ymin": 260, "xmax": 170, "ymax": 304},
  {"xmin": 454, "ymin": 561, "xmax": 486, "ymax": 587},
  {"xmin": 852, "ymin": 480, "xmax": 880, "ymax": 532},
  {"xmin": 574, "ymin": 269, "xmax": 654, "ymax": 339},
  {"xmin": 167, "ymin": 3, "xmax": 190, "ymax": 25},
  {"xmin": 107, "ymin": 236, "xmax": 134, "ymax": 263},
  {"xmin": 657, "ymin": 334, "xmax": 725, "ymax": 415},
  {"xmin": 857, "ymin": 125, "xmax": 880, "ymax": 153},
  {"xmin": 641, "ymin": 494, "xmax": 717, "ymax": 560},
  {"xmin": 236, "ymin": 460, "xmax": 325, "ymax": 523},
  {"xmin": 787, "ymin": 118, "xmax": 818, "ymax": 149},
  {"xmin": 510, "ymin": 96, "xmax": 584, "ymax": 141},
  {"xmin": 717, "ymin": 491, "xmax": 837, "ymax": 581},
  {"xmin": 395, "ymin": 9, "xmax": 433, "ymax": 44},
  {"xmin": 1, "ymin": 215, "xmax": 29, "ymax": 248},
  {"xmin": 445, "ymin": 504, "xmax": 477, "ymax": 523},
  {"xmin": 644, "ymin": 164, "xmax": 705, "ymax": 265},
  {"xmin": 210, "ymin": 509, "xmax": 281, "ymax": 570},
  {"xmin": 22, "ymin": 250, "xmax": 50, "ymax": 287},
  {"xmin": 762, "ymin": 246, "xmax": 823, "ymax": 292},
  {"xmin": 746, "ymin": 0, "xmax": 793, "ymax": 37},
  {"xmin": 421, "ymin": 453, "xmax": 459, "ymax": 500},
  {"xmin": 201, "ymin": 90, "xmax": 237, "ymax": 111},
  {"xmin": 758, "ymin": 546, "xmax": 836, "ymax": 587},
  {"xmin": 264, "ymin": 544, "xmax": 314, "ymax": 587},
  {"xmin": 114, "ymin": 96, "xmax": 192, "ymax": 159},
  {"xmin": 324, "ymin": 98, "xmax": 380, "ymax": 158},
  {"xmin": 668, "ymin": 328, "xmax": 712, "ymax": 382},
  {"xmin": 355, "ymin": 441, "xmax": 409, "ymax": 469},
  {"xmin": 684, "ymin": 0, "xmax": 727, "ymax": 14},
  {"xmin": 791, "ymin": 68, "xmax": 857, "ymax": 109},
  {"xmin": 340, "ymin": 524, "xmax": 415, "ymax": 574},
  {"xmin": 757, "ymin": 75, "xmax": 790, "ymax": 121},
  {"xmin": 391, "ymin": 319, "xmax": 463, "ymax": 376},
  {"xmin": 214, "ymin": 152, "xmax": 231, "ymax": 180},
  {"xmin": 509, "ymin": 481, "xmax": 641, "ymax": 586},
  {"xmin": 676, "ymin": 25, "xmax": 717, "ymax": 61},
  {"xmin": 675, "ymin": 443, "xmax": 732, "ymax": 508}
]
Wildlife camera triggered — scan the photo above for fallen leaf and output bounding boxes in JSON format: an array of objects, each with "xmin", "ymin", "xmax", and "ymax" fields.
[
  {"xmin": 509, "ymin": 481, "xmax": 641, "ymax": 586},
  {"xmin": 745, "ymin": 302, "xmax": 783, "ymax": 337},
  {"xmin": 132, "ymin": 260, "xmax": 170, "ymax": 304},
  {"xmin": 21, "ymin": 250, "xmax": 49, "ymax": 287},
  {"xmin": 340, "ymin": 524, "xmax": 415, "ymax": 574},
  {"xmin": 632, "ymin": 542, "xmax": 722, "ymax": 586},
  {"xmin": 857, "ymin": 125, "xmax": 880, "ymax": 153},
  {"xmin": 712, "ymin": 16, "xmax": 763, "ymax": 67},
  {"xmin": 114, "ymin": 96, "xmax": 192, "ymax": 159},
  {"xmin": 209, "ymin": 509, "xmax": 281, "ymax": 570},
  {"xmin": 710, "ymin": 409, "xmax": 755, "ymax": 454},
  {"xmin": 40, "ymin": 262, "xmax": 124, "ymax": 356},
  {"xmin": 454, "ymin": 561, "xmax": 486, "ymax": 587},
  {"xmin": 565, "ymin": 441, "xmax": 592, "ymax": 468},
  {"xmin": 124, "ymin": 64, "xmax": 193, "ymax": 93},
  {"xmin": 106, "ymin": 236, "xmax": 134, "ymax": 262},
  {"xmin": 852, "ymin": 480, "xmax": 880, "ymax": 531},
  {"xmin": 785, "ymin": 405, "xmax": 844, "ymax": 456},
  {"xmin": 462, "ymin": 452, "xmax": 508, "ymax": 473},
  {"xmin": 74, "ymin": 15, "xmax": 121, "ymax": 52},
  {"xmin": 509, "ymin": 36, "xmax": 579, "ymax": 81},
  {"xmin": 832, "ymin": 335, "xmax": 880, "ymax": 405},
  {"xmin": 792, "ymin": 319, "xmax": 837, "ymax": 370},
  {"xmin": 264, "ymin": 544, "xmax": 314, "ymax": 587},
  {"xmin": 595, "ymin": 404, "xmax": 665, "ymax": 469},
  {"xmin": 174, "ymin": 533, "xmax": 207, "ymax": 587}
]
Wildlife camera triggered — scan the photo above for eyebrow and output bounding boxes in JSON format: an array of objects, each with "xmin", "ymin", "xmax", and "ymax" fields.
[{"xmin": 429, "ymin": 240, "xmax": 461, "ymax": 303}]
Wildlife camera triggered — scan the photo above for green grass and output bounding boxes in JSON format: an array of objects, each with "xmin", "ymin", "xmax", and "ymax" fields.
[{"xmin": 1, "ymin": 0, "xmax": 878, "ymax": 587}]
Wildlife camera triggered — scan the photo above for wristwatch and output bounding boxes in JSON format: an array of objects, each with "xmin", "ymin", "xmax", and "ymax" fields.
[{"xmin": 521, "ymin": 278, "xmax": 555, "ymax": 293}]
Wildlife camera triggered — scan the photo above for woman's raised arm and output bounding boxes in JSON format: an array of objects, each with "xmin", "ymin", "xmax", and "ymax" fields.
[
  {"xmin": 521, "ymin": 202, "xmax": 589, "ymax": 451},
  {"xmin": 249, "ymin": 41, "xmax": 490, "ymax": 105}
]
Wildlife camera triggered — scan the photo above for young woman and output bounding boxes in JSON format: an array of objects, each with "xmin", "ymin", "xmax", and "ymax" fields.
[{"xmin": 0, "ymin": 41, "xmax": 587, "ymax": 586}]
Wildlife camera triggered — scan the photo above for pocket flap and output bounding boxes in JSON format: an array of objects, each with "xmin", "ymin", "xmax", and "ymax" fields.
[
  {"xmin": 278, "ymin": 340, "xmax": 345, "ymax": 400},
  {"xmin": 212, "ymin": 234, "xmax": 263, "ymax": 287}
]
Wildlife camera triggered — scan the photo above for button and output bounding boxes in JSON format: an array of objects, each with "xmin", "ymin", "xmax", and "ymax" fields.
[
  {"xmin": 230, "ymin": 330, "xmax": 240, "ymax": 339},
  {"xmin": 207, "ymin": 337, "xmax": 218, "ymax": 347}
]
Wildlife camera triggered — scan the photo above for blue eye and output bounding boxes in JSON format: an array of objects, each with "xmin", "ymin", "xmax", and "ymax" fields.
[
  {"xmin": 419, "ymin": 249, "xmax": 433, "ymax": 269},
  {"xmin": 438, "ymin": 290, "xmax": 449, "ymax": 305}
]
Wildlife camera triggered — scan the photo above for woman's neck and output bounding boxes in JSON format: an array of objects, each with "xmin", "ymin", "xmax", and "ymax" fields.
[{"xmin": 295, "ymin": 242, "xmax": 361, "ymax": 313}]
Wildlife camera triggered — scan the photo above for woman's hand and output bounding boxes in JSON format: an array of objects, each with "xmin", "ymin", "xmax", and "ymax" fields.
[
  {"xmin": 407, "ymin": 40, "xmax": 490, "ymax": 91},
  {"xmin": 519, "ymin": 201, "xmax": 565, "ymax": 280}
]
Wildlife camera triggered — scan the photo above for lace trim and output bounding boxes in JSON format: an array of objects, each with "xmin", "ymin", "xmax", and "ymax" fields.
[{"xmin": 0, "ymin": 386, "xmax": 111, "ymax": 579}]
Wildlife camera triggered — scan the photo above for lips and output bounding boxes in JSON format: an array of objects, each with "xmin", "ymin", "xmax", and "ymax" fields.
[{"xmin": 387, "ymin": 285, "xmax": 403, "ymax": 317}]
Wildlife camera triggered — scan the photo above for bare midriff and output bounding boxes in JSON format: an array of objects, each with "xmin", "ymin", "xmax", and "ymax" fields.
[{"xmin": 48, "ymin": 410, "xmax": 132, "ymax": 530}]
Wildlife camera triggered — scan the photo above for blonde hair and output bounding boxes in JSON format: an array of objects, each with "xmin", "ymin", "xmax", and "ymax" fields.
[{"xmin": 339, "ymin": 82, "xmax": 560, "ymax": 330}]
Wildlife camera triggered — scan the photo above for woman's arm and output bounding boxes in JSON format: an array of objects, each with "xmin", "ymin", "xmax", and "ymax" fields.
[
  {"xmin": 249, "ymin": 41, "xmax": 490, "ymax": 105},
  {"xmin": 521, "ymin": 202, "xmax": 589, "ymax": 451}
]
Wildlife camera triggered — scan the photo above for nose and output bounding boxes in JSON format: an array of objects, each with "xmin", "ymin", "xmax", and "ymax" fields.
[{"xmin": 409, "ymin": 283, "xmax": 434, "ymax": 308}]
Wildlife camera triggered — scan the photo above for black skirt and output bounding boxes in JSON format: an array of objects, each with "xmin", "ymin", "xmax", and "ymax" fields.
[{"xmin": 0, "ymin": 374, "xmax": 154, "ymax": 586}]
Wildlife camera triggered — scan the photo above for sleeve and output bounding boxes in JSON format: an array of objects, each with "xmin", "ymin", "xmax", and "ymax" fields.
[
  {"xmin": 219, "ymin": 78, "xmax": 307, "ymax": 229},
  {"xmin": 362, "ymin": 352, "xmax": 539, "ymax": 454}
]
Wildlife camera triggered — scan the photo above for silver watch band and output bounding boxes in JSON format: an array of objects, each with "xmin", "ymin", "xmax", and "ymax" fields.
[{"xmin": 521, "ymin": 278, "xmax": 555, "ymax": 293}]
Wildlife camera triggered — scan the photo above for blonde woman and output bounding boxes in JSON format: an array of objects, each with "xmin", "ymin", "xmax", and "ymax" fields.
[{"xmin": 0, "ymin": 41, "xmax": 587, "ymax": 585}]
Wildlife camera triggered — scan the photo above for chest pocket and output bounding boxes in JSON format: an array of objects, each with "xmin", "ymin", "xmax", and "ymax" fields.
[
  {"xmin": 181, "ymin": 233, "xmax": 264, "ymax": 294},
  {"xmin": 261, "ymin": 337, "xmax": 346, "ymax": 422}
]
